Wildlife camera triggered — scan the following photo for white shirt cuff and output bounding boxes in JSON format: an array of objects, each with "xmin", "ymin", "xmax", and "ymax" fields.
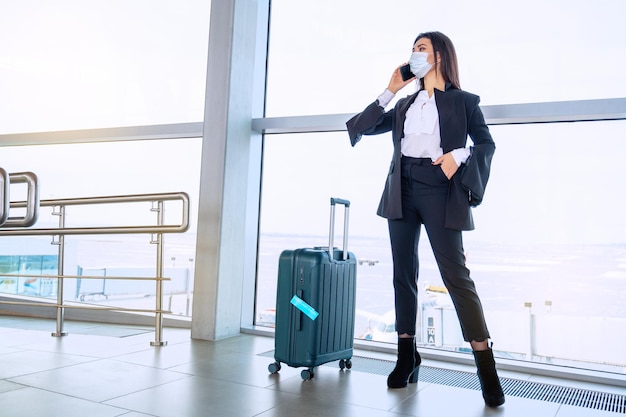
[
  {"xmin": 377, "ymin": 89, "xmax": 395, "ymax": 109},
  {"xmin": 451, "ymin": 147, "xmax": 471, "ymax": 166}
]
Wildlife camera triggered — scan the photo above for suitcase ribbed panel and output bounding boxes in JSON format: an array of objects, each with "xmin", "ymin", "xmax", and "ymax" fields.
[
  {"xmin": 317, "ymin": 255, "xmax": 356, "ymax": 355},
  {"xmin": 322, "ymin": 261, "xmax": 337, "ymax": 355},
  {"xmin": 318, "ymin": 260, "xmax": 356, "ymax": 355}
]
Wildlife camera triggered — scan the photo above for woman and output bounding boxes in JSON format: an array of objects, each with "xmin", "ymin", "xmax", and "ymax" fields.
[{"xmin": 346, "ymin": 31, "xmax": 504, "ymax": 407}]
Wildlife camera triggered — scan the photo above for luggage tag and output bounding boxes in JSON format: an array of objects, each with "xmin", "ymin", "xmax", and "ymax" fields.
[{"xmin": 290, "ymin": 295, "xmax": 319, "ymax": 320}]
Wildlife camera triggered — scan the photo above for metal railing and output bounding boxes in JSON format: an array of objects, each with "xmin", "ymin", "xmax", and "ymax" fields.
[
  {"xmin": 0, "ymin": 168, "xmax": 7, "ymax": 225},
  {"xmin": 0, "ymin": 172, "xmax": 190, "ymax": 346},
  {"xmin": 1, "ymin": 172, "xmax": 40, "ymax": 228}
]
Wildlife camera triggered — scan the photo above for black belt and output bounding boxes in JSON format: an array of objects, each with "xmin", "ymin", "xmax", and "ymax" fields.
[{"xmin": 401, "ymin": 156, "xmax": 432, "ymax": 165}]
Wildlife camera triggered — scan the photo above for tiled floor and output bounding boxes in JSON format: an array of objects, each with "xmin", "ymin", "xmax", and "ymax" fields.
[{"xmin": 0, "ymin": 316, "xmax": 624, "ymax": 417}]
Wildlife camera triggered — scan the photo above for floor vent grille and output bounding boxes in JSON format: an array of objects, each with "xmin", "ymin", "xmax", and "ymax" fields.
[
  {"xmin": 262, "ymin": 351, "xmax": 625, "ymax": 413},
  {"xmin": 344, "ymin": 356, "xmax": 626, "ymax": 414}
]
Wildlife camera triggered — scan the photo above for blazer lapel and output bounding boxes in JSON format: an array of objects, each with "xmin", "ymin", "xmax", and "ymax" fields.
[{"xmin": 394, "ymin": 91, "xmax": 419, "ymax": 143}]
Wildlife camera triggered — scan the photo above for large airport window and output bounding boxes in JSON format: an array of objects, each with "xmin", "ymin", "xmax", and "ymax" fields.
[
  {"xmin": 0, "ymin": 1, "xmax": 210, "ymax": 134},
  {"xmin": 0, "ymin": 139, "xmax": 201, "ymax": 317},
  {"xmin": 256, "ymin": 119, "xmax": 626, "ymax": 374},
  {"xmin": 265, "ymin": 0, "xmax": 626, "ymax": 117}
]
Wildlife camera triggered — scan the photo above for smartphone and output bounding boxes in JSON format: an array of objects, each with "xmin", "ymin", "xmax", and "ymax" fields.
[{"xmin": 400, "ymin": 64, "xmax": 415, "ymax": 81}]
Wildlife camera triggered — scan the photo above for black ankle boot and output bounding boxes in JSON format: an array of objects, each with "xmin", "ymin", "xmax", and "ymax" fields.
[
  {"xmin": 387, "ymin": 338, "xmax": 417, "ymax": 388},
  {"xmin": 473, "ymin": 349, "xmax": 505, "ymax": 407},
  {"xmin": 408, "ymin": 346, "xmax": 421, "ymax": 384}
]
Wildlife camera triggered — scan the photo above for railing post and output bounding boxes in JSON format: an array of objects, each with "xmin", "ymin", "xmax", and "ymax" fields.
[
  {"xmin": 51, "ymin": 205, "xmax": 68, "ymax": 337},
  {"xmin": 150, "ymin": 200, "xmax": 167, "ymax": 346}
]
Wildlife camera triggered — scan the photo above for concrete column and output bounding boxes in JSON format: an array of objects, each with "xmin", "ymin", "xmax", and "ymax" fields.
[{"xmin": 191, "ymin": 0, "xmax": 266, "ymax": 340}]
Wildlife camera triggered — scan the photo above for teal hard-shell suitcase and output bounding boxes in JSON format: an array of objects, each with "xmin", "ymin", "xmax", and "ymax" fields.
[{"xmin": 268, "ymin": 198, "xmax": 357, "ymax": 380}]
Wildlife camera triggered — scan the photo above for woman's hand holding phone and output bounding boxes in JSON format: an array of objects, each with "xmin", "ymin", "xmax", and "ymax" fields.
[{"xmin": 387, "ymin": 63, "xmax": 414, "ymax": 94}]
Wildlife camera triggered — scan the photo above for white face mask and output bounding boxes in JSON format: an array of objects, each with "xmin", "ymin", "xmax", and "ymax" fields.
[{"xmin": 408, "ymin": 52, "xmax": 432, "ymax": 79}]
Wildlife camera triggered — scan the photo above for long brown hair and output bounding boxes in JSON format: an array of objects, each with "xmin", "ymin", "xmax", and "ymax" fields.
[{"xmin": 413, "ymin": 31, "xmax": 461, "ymax": 89}]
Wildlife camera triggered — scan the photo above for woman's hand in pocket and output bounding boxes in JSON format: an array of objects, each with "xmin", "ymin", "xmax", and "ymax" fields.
[{"xmin": 433, "ymin": 153, "xmax": 459, "ymax": 180}]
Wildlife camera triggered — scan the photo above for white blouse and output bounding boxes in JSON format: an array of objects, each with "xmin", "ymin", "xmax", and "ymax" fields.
[{"xmin": 377, "ymin": 88, "xmax": 470, "ymax": 166}]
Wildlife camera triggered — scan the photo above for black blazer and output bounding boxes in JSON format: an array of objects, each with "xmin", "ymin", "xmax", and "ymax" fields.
[{"xmin": 346, "ymin": 83, "xmax": 495, "ymax": 231}]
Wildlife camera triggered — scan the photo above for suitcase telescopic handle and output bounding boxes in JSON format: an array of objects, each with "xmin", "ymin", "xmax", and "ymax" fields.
[{"xmin": 329, "ymin": 197, "xmax": 350, "ymax": 261}]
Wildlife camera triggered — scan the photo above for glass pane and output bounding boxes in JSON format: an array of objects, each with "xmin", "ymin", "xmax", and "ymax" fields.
[
  {"xmin": 0, "ymin": 1, "xmax": 210, "ymax": 134},
  {"xmin": 257, "ymin": 120, "xmax": 626, "ymax": 374},
  {"xmin": 0, "ymin": 139, "xmax": 201, "ymax": 317},
  {"xmin": 266, "ymin": 0, "xmax": 626, "ymax": 116}
]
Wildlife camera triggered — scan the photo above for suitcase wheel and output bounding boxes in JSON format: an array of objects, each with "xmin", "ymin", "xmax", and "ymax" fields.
[
  {"xmin": 300, "ymin": 368, "xmax": 315, "ymax": 380},
  {"xmin": 339, "ymin": 359, "xmax": 352, "ymax": 370},
  {"xmin": 268, "ymin": 361, "xmax": 281, "ymax": 374}
]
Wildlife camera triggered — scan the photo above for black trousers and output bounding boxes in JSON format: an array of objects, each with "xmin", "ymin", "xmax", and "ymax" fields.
[{"xmin": 388, "ymin": 156, "xmax": 490, "ymax": 342}]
